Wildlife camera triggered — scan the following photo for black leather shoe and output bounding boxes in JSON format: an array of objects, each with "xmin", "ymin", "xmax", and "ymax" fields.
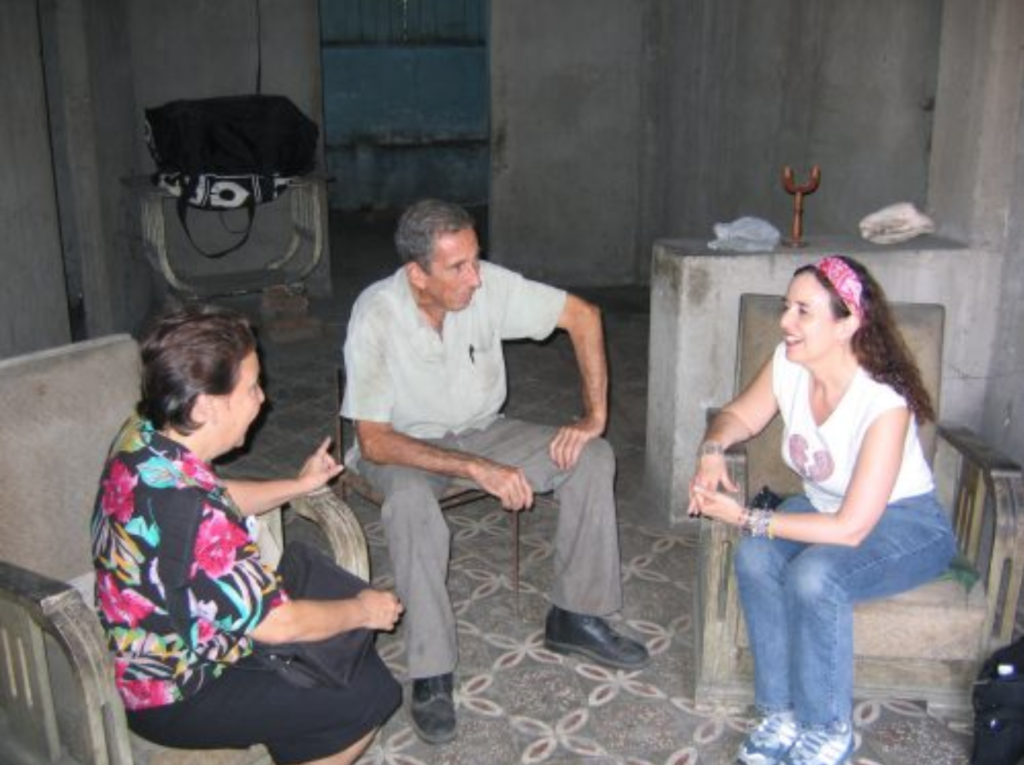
[
  {"xmin": 409, "ymin": 673, "xmax": 456, "ymax": 744},
  {"xmin": 544, "ymin": 605, "xmax": 650, "ymax": 669}
]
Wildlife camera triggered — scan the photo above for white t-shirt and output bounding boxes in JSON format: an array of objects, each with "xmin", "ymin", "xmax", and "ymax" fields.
[
  {"xmin": 771, "ymin": 342, "xmax": 935, "ymax": 513},
  {"xmin": 342, "ymin": 261, "xmax": 566, "ymax": 440}
]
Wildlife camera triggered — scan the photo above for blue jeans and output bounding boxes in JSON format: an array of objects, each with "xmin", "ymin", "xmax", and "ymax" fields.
[{"xmin": 735, "ymin": 492, "xmax": 956, "ymax": 728}]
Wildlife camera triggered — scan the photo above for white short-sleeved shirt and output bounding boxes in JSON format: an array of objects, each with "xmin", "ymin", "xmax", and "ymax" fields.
[
  {"xmin": 342, "ymin": 261, "xmax": 566, "ymax": 441},
  {"xmin": 771, "ymin": 342, "xmax": 934, "ymax": 513}
]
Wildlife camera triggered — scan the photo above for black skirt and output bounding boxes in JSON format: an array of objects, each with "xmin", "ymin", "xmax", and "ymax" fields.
[{"xmin": 127, "ymin": 649, "xmax": 401, "ymax": 764}]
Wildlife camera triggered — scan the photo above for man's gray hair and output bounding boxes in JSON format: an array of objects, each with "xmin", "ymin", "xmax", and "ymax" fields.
[{"xmin": 395, "ymin": 199, "xmax": 475, "ymax": 271}]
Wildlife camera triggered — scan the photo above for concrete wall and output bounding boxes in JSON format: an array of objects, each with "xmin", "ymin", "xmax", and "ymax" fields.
[
  {"xmin": 928, "ymin": 0, "xmax": 1024, "ymax": 464},
  {"xmin": 0, "ymin": 0, "xmax": 72, "ymax": 357},
  {"xmin": 488, "ymin": 0, "xmax": 942, "ymax": 287},
  {"xmin": 489, "ymin": 0, "xmax": 649, "ymax": 286},
  {"xmin": 41, "ymin": 0, "xmax": 152, "ymax": 340},
  {"xmin": 666, "ymin": 0, "xmax": 941, "ymax": 246},
  {"xmin": 992, "ymin": 107, "xmax": 1024, "ymax": 466}
]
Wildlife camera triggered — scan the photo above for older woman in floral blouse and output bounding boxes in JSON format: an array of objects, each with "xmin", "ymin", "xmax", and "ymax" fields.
[{"xmin": 92, "ymin": 305, "xmax": 402, "ymax": 765}]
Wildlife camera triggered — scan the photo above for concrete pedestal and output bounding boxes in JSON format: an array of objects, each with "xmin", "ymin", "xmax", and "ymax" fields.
[{"xmin": 644, "ymin": 236, "xmax": 1004, "ymax": 526}]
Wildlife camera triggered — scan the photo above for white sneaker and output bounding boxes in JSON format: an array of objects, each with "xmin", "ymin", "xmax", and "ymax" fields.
[
  {"xmin": 737, "ymin": 711, "xmax": 799, "ymax": 765},
  {"xmin": 780, "ymin": 723, "xmax": 854, "ymax": 765}
]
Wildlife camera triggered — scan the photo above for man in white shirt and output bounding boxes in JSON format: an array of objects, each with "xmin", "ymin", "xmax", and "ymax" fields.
[{"xmin": 342, "ymin": 199, "xmax": 648, "ymax": 744}]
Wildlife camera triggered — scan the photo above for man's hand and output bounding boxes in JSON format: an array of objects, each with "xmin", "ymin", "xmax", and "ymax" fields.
[
  {"xmin": 469, "ymin": 459, "xmax": 534, "ymax": 511},
  {"xmin": 549, "ymin": 415, "xmax": 603, "ymax": 471}
]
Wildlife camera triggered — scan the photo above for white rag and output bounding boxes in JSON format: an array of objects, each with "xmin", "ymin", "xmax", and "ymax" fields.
[
  {"xmin": 707, "ymin": 216, "xmax": 781, "ymax": 252},
  {"xmin": 859, "ymin": 202, "xmax": 935, "ymax": 244}
]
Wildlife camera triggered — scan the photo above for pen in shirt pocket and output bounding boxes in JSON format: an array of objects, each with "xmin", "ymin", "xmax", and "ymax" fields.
[{"xmin": 469, "ymin": 344, "xmax": 475, "ymax": 364}]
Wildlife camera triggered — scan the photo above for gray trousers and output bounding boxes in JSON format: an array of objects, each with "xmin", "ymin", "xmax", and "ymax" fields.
[{"xmin": 356, "ymin": 417, "xmax": 624, "ymax": 679}]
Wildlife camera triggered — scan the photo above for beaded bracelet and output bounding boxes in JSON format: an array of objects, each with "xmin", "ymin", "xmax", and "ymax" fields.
[{"xmin": 741, "ymin": 508, "xmax": 772, "ymax": 538}]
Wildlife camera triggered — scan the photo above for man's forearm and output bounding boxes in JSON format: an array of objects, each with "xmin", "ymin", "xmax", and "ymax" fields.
[
  {"xmin": 357, "ymin": 421, "xmax": 535, "ymax": 509},
  {"xmin": 560, "ymin": 295, "xmax": 608, "ymax": 429},
  {"xmin": 358, "ymin": 425, "xmax": 485, "ymax": 482},
  {"xmin": 574, "ymin": 327, "xmax": 608, "ymax": 428}
]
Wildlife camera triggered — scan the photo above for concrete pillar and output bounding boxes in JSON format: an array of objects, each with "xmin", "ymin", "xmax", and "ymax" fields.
[
  {"xmin": 929, "ymin": 0, "xmax": 1024, "ymax": 463},
  {"xmin": 928, "ymin": 0, "xmax": 1023, "ymax": 251}
]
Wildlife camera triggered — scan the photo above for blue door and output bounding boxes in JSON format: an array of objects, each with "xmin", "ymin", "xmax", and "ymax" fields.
[{"xmin": 320, "ymin": 0, "xmax": 489, "ymax": 211}]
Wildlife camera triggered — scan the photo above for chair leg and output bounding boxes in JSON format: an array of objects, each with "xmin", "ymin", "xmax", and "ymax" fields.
[{"xmin": 513, "ymin": 510, "xmax": 520, "ymax": 617}]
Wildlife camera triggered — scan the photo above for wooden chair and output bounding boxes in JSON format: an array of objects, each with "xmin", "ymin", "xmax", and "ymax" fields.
[
  {"xmin": 0, "ymin": 335, "xmax": 369, "ymax": 765},
  {"xmin": 693, "ymin": 294, "xmax": 1024, "ymax": 714}
]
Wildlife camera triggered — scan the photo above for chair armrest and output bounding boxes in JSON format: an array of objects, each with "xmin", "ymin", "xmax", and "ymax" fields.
[
  {"xmin": 935, "ymin": 422, "xmax": 1024, "ymax": 649},
  {"xmin": 0, "ymin": 560, "xmax": 132, "ymax": 765},
  {"xmin": 703, "ymin": 407, "xmax": 752, "ymax": 506},
  {"xmin": 724, "ymin": 443, "xmax": 751, "ymax": 507},
  {"xmin": 695, "ymin": 439, "xmax": 748, "ymax": 626},
  {"xmin": 693, "ymin": 501, "xmax": 747, "ymax": 702},
  {"xmin": 691, "ymin": 427, "xmax": 750, "ymax": 701},
  {"xmin": 937, "ymin": 423, "xmax": 1023, "ymax": 477},
  {"xmin": 289, "ymin": 487, "xmax": 370, "ymax": 581}
]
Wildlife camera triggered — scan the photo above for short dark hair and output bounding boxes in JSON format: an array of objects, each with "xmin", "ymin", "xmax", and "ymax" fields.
[
  {"xmin": 395, "ymin": 199, "xmax": 475, "ymax": 271},
  {"xmin": 138, "ymin": 304, "xmax": 257, "ymax": 434}
]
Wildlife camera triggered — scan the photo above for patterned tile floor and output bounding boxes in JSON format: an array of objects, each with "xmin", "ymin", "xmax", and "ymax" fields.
[{"xmin": 218, "ymin": 213, "xmax": 982, "ymax": 765}]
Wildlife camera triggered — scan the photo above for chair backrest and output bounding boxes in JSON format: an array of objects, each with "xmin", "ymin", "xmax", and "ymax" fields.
[
  {"xmin": 0, "ymin": 335, "xmax": 140, "ymax": 582},
  {"xmin": 735, "ymin": 294, "xmax": 944, "ymax": 498}
]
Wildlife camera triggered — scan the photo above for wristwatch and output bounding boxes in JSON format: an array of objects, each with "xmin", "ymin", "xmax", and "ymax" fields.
[{"xmin": 699, "ymin": 441, "xmax": 725, "ymax": 458}]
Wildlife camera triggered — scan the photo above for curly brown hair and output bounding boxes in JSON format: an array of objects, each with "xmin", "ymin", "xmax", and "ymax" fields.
[{"xmin": 795, "ymin": 256, "xmax": 935, "ymax": 423}]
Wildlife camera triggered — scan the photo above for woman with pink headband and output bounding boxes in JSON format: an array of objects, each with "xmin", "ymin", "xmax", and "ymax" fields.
[{"xmin": 689, "ymin": 255, "xmax": 955, "ymax": 765}]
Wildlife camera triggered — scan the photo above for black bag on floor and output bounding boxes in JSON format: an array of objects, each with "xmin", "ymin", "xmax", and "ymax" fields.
[
  {"xmin": 144, "ymin": 94, "xmax": 319, "ymax": 257},
  {"xmin": 972, "ymin": 638, "xmax": 1024, "ymax": 765}
]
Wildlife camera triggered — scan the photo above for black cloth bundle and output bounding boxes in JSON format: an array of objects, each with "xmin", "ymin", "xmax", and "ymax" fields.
[{"xmin": 251, "ymin": 541, "xmax": 373, "ymax": 689}]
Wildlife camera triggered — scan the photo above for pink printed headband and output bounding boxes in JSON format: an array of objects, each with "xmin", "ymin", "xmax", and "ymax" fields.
[{"xmin": 816, "ymin": 256, "xmax": 863, "ymax": 319}]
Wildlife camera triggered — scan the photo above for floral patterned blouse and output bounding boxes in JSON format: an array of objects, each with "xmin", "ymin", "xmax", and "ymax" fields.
[{"xmin": 91, "ymin": 415, "xmax": 286, "ymax": 711}]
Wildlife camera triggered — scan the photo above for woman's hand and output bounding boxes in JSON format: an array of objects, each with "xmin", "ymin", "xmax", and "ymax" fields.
[
  {"xmin": 254, "ymin": 589, "xmax": 404, "ymax": 643},
  {"xmin": 690, "ymin": 485, "xmax": 745, "ymax": 526},
  {"xmin": 688, "ymin": 449, "xmax": 739, "ymax": 516},
  {"xmin": 297, "ymin": 437, "xmax": 345, "ymax": 492},
  {"xmin": 688, "ymin": 360, "xmax": 777, "ymax": 517},
  {"xmin": 356, "ymin": 589, "xmax": 404, "ymax": 632}
]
